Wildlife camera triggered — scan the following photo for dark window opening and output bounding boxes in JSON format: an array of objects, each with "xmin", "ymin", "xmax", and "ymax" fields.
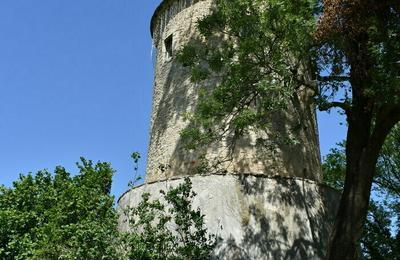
[{"xmin": 164, "ymin": 34, "xmax": 173, "ymax": 60}]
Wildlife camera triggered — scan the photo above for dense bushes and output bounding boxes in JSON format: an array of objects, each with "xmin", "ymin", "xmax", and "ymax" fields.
[{"xmin": 0, "ymin": 159, "xmax": 216, "ymax": 259}]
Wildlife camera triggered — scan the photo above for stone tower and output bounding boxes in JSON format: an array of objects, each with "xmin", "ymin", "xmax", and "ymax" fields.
[{"xmin": 118, "ymin": 0, "xmax": 339, "ymax": 259}]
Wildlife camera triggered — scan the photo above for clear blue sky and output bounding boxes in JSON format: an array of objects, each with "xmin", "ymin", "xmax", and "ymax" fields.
[{"xmin": 0, "ymin": 0, "xmax": 346, "ymax": 200}]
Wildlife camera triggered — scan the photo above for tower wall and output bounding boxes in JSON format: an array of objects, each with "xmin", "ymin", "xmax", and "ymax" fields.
[
  {"xmin": 117, "ymin": 1, "xmax": 339, "ymax": 259},
  {"xmin": 118, "ymin": 174, "xmax": 339, "ymax": 259},
  {"xmin": 146, "ymin": 0, "xmax": 322, "ymax": 183}
]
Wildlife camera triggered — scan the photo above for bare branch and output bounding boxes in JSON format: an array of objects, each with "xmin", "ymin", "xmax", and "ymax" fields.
[
  {"xmin": 317, "ymin": 75, "xmax": 350, "ymax": 82},
  {"xmin": 319, "ymin": 101, "xmax": 351, "ymax": 113}
]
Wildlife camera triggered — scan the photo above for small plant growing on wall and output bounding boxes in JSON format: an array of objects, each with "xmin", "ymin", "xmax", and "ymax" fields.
[{"xmin": 121, "ymin": 177, "xmax": 218, "ymax": 260}]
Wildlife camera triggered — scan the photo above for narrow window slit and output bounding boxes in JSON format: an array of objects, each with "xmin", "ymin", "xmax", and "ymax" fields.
[{"xmin": 164, "ymin": 34, "xmax": 173, "ymax": 60}]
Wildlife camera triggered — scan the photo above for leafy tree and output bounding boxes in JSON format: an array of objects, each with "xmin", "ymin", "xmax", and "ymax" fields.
[
  {"xmin": 362, "ymin": 202, "xmax": 399, "ymax": 259},
  {"xmin": 0, "ymin": 158, "xmax": 119, "ymax": 259},
  {"xmin": 178, "ymin": 0, "xmax": 318, "ymax": 150},
  {"xmin": 316, "ymin": 1, "xmax": 400, "ymax": 258},
  {"xmin": 178, "ymin": 0, "xmax": 400, "ymax": 258},
  {"xmin": 121, "ymin": 177, "xmax": 217, "ymax": 260},
  {"xmin": 323, "ymin": 124, "xmax": 400, "ymax": 259},
  {"xmin": 0, "ymin": 157, "xmax": 216, "ymax": 259}
]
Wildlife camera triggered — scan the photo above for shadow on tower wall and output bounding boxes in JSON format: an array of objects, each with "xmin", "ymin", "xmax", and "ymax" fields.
[{"xmin": 212, "ymin": 176, "xmax": 340, "ymax": 259}]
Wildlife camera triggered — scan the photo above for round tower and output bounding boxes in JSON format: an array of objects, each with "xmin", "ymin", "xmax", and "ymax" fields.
[
  {"xmin": 146, "ymin": 0, "xmax": 322, "ymax": 184},
  {"xmin": 118, "ymin": 1, "xmax": 339, "ymax": 259}
]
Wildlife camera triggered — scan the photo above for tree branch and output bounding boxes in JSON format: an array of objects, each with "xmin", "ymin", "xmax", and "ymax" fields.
[
  {"xmin": 319, "ymin": 101, "xmax": 351, "ymax": 113},
  {"xmin": 317, "ymin": 75, "xmax": 350, "ymax": 82},
  {"xmin": 370, "ymin": 105, "xmax": 400, "ymax": 156}
]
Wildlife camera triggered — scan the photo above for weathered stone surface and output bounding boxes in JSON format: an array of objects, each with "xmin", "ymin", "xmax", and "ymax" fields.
[
  {"xmin": 146, "ymin": 0, "xmax": 322, "ymax": 183},
  {"xmin": 117, "ymin": 174, "xmax": 339, "ymax": 259},
  {"xmin": 117, "ymin": 1, "xmax": 339, "ymax": 259}
]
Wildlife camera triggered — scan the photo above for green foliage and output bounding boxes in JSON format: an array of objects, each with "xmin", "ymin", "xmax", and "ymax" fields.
[
  {"xmin": 0, "ymin": 158, "xmax": 217, "ymax": 259},
  {"xmin": 179, "ymin": 2, "xmax": 399, "ymax": 256},
  {"xmin": 322, "ymin": 142, "xmax": 346, "ymax": 190},
  {"xmin": 0, "ymin": 158, "xmax": 119, "ymax": 259},
  {"xmin": 376, "ymin": 125, "xmax": 400, "ymax": 199},
  {"xmin": 323, "ymin": 124, "xmax": 400, "ymax": 259},
  {"xmin": 128, "ymin": 152, "xmax": 143, "ymax": 188},
  {"xmin": 362, "ymin": 201, "xmax": 399, "ymax": 260},
  {"xmin": 131, "ymin": 152, "xmax": 141, "ymax": 166},
  {"xmin": 316, "ymin": 0, "xmax": 400, "ymax": 108},
  {"xmin": 121, "ymin": 177, "xmax": 217, "ymax": 260},
  {"xmin": 177, "ymin": 0, "xmax": 319, "ymax": 150}
]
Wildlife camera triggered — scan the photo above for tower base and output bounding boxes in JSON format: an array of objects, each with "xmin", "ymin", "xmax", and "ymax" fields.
[{"xmin": 117, "ymin": 174, "xmax": 339, "ymax": 259}]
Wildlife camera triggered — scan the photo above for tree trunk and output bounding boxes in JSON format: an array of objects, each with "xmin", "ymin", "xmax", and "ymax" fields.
[
  {"xmin": 326, "ymin": 122, "xmax": 377, "ymax": 259},
  {"xmin": 326, "ymin": 36, "xmax": 378, "ymax": 260},
  {"xmin": 326, "ymin": 108, "xmax": 398, "ymax": 259}
]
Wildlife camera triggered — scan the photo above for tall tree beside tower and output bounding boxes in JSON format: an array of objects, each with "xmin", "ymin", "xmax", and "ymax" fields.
[
  {"xmin": 316, "ymin": 1, "xmax": 400, "ymax": 259},
  {"xmin": 178, "ymin": 0, "xmax": 400, "ymax": 259}
]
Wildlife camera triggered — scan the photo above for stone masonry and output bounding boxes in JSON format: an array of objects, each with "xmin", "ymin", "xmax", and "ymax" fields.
[
  {"xmin": 118, "ymin": 1, "xmax": 339, "ymax": 259},
  {"xmin": 146, "ymin": 0, "xmax": 322, "ymax": 183}
]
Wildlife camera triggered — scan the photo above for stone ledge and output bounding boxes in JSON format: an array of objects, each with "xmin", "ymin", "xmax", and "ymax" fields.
[
  {"xmin": 117, "ymin": 173, "xmax": 339, "ymax": 205},
  {"xmin": 117, "ymin": 174, "xmax": 339, "ymax": 259}
]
